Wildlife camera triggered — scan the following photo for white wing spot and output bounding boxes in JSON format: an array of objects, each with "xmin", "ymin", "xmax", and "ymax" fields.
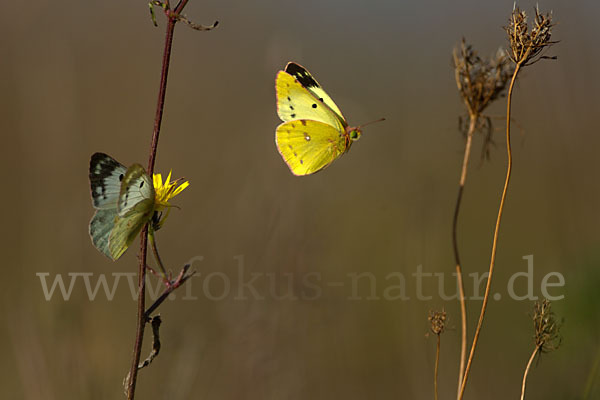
[{"xmin": 304, "ymin": 133, "xmax": 311, "ymax": 141}]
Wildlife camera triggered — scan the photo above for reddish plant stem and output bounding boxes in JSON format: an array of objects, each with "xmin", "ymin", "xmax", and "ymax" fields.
[
  {"xmin": 144, "ymin": 264, "xmax": 193, "ymax": 318},
  {"xmin": 126, "ymin": 3, "xmax": 187, "ymax": 399}
]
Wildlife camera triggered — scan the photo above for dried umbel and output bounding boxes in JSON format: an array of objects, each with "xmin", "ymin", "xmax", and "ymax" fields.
[
  {"xmin": 505, "ymin": 6, "xmax": 556, "ymax": 66},
  {"xmin": 532, "ymin": 299, "xmax": 562, "ymax": 353},
  {"xmin": 453, "ymin": 39, "xmax": 514, "ymax": 117},
  {"xmin": 429, "ymin": 310, "xmax": 447, "ymax": 335}
]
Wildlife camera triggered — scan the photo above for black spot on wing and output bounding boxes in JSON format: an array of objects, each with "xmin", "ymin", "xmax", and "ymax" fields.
[{"xmin": 285, "ymin": 63, "xmax": 319, "ymax": 89}]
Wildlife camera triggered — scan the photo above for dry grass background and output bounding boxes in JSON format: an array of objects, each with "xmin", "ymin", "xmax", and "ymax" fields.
[{"xmin": 0, "ymin": 0, "xmax": 599, "ymax": 398}]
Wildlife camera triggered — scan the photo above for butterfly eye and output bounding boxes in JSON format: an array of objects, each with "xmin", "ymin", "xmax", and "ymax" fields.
[{"xmin": 349, "ymin": 130, "xmax": 361, "ymax": 141}]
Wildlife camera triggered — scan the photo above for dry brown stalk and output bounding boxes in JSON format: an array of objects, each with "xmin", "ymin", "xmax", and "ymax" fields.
[
  {"xmin": 429, "ymin": 310, "xmax": 447, "ymax": 400},
  {"xmin": 457, "ymin": 7, "xmax": 556, "ymax": 400},
  {"xmin": 520, "ymin": 300, "xmax": 562, "ymax": 400},
  {"xmin": 452, "ymin": 38, "xmax": 513, "ymax": 399}
]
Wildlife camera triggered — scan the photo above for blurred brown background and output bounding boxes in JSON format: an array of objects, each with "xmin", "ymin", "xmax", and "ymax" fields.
[{"xmin": 1, "ymin": 0, "xmax": 598, "ymax": 398}]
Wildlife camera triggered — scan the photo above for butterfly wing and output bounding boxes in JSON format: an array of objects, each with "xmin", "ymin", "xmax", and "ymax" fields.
[
  {"xmin": 104, "ymin": 164, "xmax": 155, "ymax": 260},
  {"xmin": 89, "ymin": 208, "xmax": 119, "ymax": 259},
  {"xmin": 89, "ymin": 152, "xmax": 127, "ymax": 259},
  {"xmin": 89, "ymin": 153, "xmax": 128, "ymax": 210},
  {"xmin": 276, "ymin": 69, "xmax": 345, "ymax": 132},
  {"xmin": 107, "ymin": 207, "xmax": 154, "ymax": 260},
  {"xmin": 284, "ymin": 62, "xmax": 346, "ymax": 123},
  {"xmin": 276, "ymin": 119, "xmax": 350, "ymax": 176},
  {"xmin": 117, "ymin": 164, "xmax": 155, "ymax": 216},
  {"xmin": 88, "ymin": 157, "xmax": 155, "ymax": 261}
]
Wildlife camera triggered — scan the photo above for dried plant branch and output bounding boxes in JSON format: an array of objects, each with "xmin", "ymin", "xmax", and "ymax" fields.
[
  {"xmin": 520, "ymin": 300, "xmax": 562, "ymax": 400},
  {"xmin": 145, "ymin": 264, "xmax": 195, "ymax": 319},
  {"xmin": 506, "ymin": 6, "xmax": 557, "ymax": 67},
  {"xmin": 149, "ymin": 1, "xmax": 218, "ymax": 31},
  {"xmin": 520, "ymin": 345, "xmax": 539, "ymax": 400},
  {"xmin": 531, "ymin": 299, "xmax": 562, "ymax": 353},
  {"xmin": 452, "ymin": 38, "xmax": 513, "ymax": 399},
  {"xmin": 458, "ymin": 55, "xmax": 520, "ymax": 400},
  {"xmin": 177, "ymin": 14, "xmax": 219, "ymax": 31},
  {"xmin": 452, "ymin": 116, "xmax": 474, "ymax": 398},
  {"xmin": 435, "ymin": 333, "xmax": 441, "ymax": 400},
  {"xmin": 453, "ymin": 39, "xmax": 513, "ymax": 117},
  {"xmin": 429, "ymin": 311, "xmax": 447, "ymax": 400},
  {"xmin": 126, "ymin": 2, "xmax": 217, "ymax": 398},
  {"xmin": 124, "ymin": 316, "xmax": 163, "ymax": 391},
  {"xmin": 139, "ymin": 315, "xmax": 163, "ymax": 370},
  {"xmin": 457, "ymin": 8, "xmax": 556, "ymax": 400}
]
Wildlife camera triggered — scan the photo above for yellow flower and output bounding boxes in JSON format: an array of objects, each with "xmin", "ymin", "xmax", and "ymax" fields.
[{"xmin": 153, "ymin": 170, "xmax": 189, "ymax": 212}]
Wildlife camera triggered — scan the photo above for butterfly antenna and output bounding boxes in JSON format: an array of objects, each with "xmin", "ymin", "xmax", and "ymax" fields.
[{"xmin": 358, "ymin": 117, "xmax": 385, "ymax": 129}]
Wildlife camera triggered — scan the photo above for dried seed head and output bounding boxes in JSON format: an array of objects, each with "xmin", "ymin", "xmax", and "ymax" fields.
[
  {"xmin": 532, "ymin": 299, "xmax": 562, "ymax": 353},
  {"xmin": 428, "ymin": 310, "xmax": 447, "ymax": 335},
  {"xmin": 505, "ymin": 6, "xmax": 556, "ymax": 65},
  {"xmin": 453, "ymin": 38, "xmax": 514, "ymax": 116}
]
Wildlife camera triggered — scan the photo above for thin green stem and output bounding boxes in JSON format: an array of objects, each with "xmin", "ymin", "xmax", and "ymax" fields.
[
  {"xmin": 149, "ymin": 230, "xmax": 169, "ymax": 282},
  {"xmin": 583, "ymin": 345, "xmax": 600, "ymax": 399}
]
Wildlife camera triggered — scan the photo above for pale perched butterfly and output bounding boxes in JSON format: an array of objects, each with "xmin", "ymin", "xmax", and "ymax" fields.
[
  {"xmin": 89, "ymin": 153, "xmax": 155, "ymax": 260},
  {"xmin": 275, "ymin": 62, "xmax": 383, "ymax": 176}
]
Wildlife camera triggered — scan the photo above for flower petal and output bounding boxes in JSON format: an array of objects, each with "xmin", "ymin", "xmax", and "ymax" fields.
[{"xmin": 172, "ymin": 181, "xmax": 189, "ymax": 197}]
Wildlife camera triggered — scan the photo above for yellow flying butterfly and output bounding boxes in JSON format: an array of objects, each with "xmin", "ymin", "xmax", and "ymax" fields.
[{"xmin": 275, "ymin": 62, "xmax": 383, "ymax": 176}]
